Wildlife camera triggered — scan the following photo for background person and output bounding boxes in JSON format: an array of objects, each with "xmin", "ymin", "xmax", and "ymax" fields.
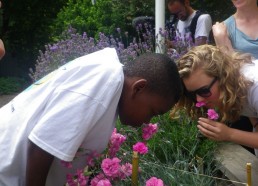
[
  {"xmin": 167, "ymin": 0, "xmax": 212, "ymax": 45},
  {"xmin": 212, "ymin": 0, "xmax": 258, "ymax": 59},
  {"xmin": 172, "ymin": 44, "xmax": 258, "ymax": 157},
  {"xmin": 0, "ymin": 39, "xmax": 5, "ymax": 60},
  {"xmin": 0, "ymin": 1, "xmax": 5, "ymax": 60},
  {"xmin": 0, "ymin": 48, "xmax": 182, "ymax": 186}
]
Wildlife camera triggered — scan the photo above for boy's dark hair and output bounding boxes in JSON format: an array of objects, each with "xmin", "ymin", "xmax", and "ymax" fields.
[{"xmin": 123, "ymin": 53, "xmax": 182, "ymax": 102}]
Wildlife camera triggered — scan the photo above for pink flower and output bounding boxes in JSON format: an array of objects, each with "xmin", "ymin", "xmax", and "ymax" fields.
[
  {"xmin": 90, "ymin": 174, "xmax": 104, "ymax": 185},
  {"xmin": 119, "ymin": 163, "xmax": 132, "ymax": 179},
  {"xmin": 95, "ymin": 179, "xmax": 112, "ymax": 186},
  {"xmin": 108, "ymin": 128, "xmax": 127, "ymax": 157},
  {"xmin": 207, "ymin": 109, "xmax": 219, "ymax": 120},
  {"xmin": 133, "ymin": 142, "xmax": 148, "ymax": 154},
  {"xmin": 86, "ymin": 151, "xmax": 101, "ymax": 167},
  {"xmin": 76, "ymin": 169, "xmax": 88, "ymax": 186},
  {"xmin": 66, "ymin": 173, "xmax": 76, "ymax": 186},
  {"xmin": 61, "ymin": 160, "xmax": 72, "ymax": 168},
  {"xmin": 142, "ymin": 123, "xmax": 158, "ymax": 140},
  {"xmin": 195, "ymin": 101, "xmax": 206, "ymax": 107},
  {"xmin": 101, "ymin": 157, "xmax": 121, "ymax": 178},
  {"xmin": 66, "ymin": 170, "xmax": 89, "ymax": 186},
  {"xmin": 146, "ymin": 177, "xmax": 164, "ymax": 186}
]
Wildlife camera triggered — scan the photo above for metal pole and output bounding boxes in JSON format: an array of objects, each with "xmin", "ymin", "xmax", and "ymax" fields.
[{"xmin": 155, "ymin": 0, "xmax": 165, "ymax": 53}]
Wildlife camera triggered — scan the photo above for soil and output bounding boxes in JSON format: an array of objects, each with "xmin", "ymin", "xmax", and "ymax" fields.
[{"xmin": 0, "ymin": 94, "xmax": 17, "ymax": 108}]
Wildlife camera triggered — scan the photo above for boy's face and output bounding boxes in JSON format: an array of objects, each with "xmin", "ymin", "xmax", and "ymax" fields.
[{"xmin": 118, "ymin": 78, "xmax": 175, "ymax": 127}]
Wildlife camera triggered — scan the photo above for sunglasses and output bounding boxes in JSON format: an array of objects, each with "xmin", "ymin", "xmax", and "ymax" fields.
[{"xmin": 185, "ymin": 77, "xmax": 217, "ymax": 100}]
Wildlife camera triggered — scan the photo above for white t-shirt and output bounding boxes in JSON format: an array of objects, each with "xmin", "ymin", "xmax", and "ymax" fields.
[
  {"xmin": 0, "ymin": 48, "xmax": 124, "ymax": 186},
  {"xmin": 241, "ymin": 60, "xmax": 258, "ymax": 156},
  {"xmin": 176, "ymin": 11, "xmax": 212, "ymax": 41},
  {"xmin": 241, "ymin": 60, "xmax": 258, "ymax": 118}
]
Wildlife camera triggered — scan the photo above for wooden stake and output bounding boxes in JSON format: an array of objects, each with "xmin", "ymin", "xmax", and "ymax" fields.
[
  {"xmin": 131, "ymin": 151, "xmax": 139, "ymax": 186},
  {"xmin": 246, "ymin": 163, "xmax": 251, "ymax": 186},
  {"xmin": 196, "ymin": 155, "xmax": 204, "ymax": 174}
]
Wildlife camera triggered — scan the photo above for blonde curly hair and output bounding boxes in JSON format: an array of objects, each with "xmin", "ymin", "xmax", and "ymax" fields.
[{"xmin": 171, "ymin": 44, "xmax": 254, "ymax": 123}]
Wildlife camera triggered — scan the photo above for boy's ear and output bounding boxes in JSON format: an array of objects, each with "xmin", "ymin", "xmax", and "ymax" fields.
[{"xmin": 132, "ymin": 79, "xmax": 147, "ymax": 96}]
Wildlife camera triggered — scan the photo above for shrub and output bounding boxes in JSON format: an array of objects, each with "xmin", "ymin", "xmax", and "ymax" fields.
[
  {"xmin": 0, "ymin": 77, "xmax": 29, "ymax": 95},
  {"xmin": 50, "ymin": 0, "xmax": 155, "ymax": 39},
  {"xmin": 29, "ymin": 25, "xmax": 192, "ymax": 81}
]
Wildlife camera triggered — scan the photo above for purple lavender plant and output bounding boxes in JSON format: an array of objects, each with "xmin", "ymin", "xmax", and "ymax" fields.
[{"xmin": 29, "ymin": 25, "xmax": 193, "ymax": 81}]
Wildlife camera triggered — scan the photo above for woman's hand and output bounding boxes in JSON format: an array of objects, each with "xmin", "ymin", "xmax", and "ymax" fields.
[
  {"xmin": 212, "ymin": 22, "xmax": 228, "ymax": 40},
  {"xmin": 197, "ymin": 117, "xmax": 232, "ymax": 141},
  {"xmin": 212, "ymin": 22, "xmax": 233, "ymax": 51}
]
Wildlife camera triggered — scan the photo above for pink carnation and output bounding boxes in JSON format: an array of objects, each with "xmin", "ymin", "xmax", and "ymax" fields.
[
  {"xmin": 61, "ymin": 160, "xmax": 72, "ymax": 168},
  {"xmin": 119, "ymin": 163, "xmax": 132, "ymax": 179},
  {"xmin": 101, "ymin": 157, "xmax": 121, "ymax": 178},
  {"xmin": 146, "ymin": 177, "xmax": 164, "ymax": 186},
  {"xmin": 66, "ymin": 173, "xmax": 76, "ymax": 186},
  {"xmin": 95, "ymin": 179, "xmax": 112, "ymax": 186},
  {"xmin": 86, "ymin": 151, "xmax": 101, "ymax": 167},
  {"xmin": 108, "ymin": 128, "xmax": 127, "ymax": 157},
  {"xmin": 76, "ymin": 169, "xmax": 88, "ymax": 186},
  {"xmin": 142, "ymin": 123, "xmax": 158, "ymax": 140},
  {"xmin": 195, "ymin": 101, "xmax": 206, "ymax": 107},
  {"xmin": 207, "ymin": 109, "xmax": 219, "ymax": 120},
  {"xmin": 133, "ymin": 142, "xmax": 148, "ymax": 154},
  {"xmin": 90, "ymin": 174, "xmax": 110, "ymax": 186}
]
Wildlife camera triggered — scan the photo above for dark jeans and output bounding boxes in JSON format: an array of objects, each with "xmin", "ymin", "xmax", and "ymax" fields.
[{"xmin": 231, "ymin": 116, "xmax": 254, "ymax": 154}]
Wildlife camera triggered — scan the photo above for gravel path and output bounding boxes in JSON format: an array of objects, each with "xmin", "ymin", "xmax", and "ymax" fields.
[{"xmin": 0, "ymin": 94, "xmax": 17, "ymax": 108}]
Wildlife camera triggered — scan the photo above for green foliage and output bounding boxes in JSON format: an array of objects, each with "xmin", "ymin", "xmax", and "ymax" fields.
[
  {"xmin": 0, "ymin": 77, "xmax": 29, "ymax": 95},
  {"xmin": 50, "ymin": 0, "xmax": 155, "ymax": 39},
  {"xmin": 1, "ymin": 0, "xmax": 68, "ymax": 72},
  {"xmin": 191, "ymin": 0, "xmax": 235, "ymax": 22},
  {"xmin": 116, "ymin": 111, "xmax": 221, "ymax": 185}
]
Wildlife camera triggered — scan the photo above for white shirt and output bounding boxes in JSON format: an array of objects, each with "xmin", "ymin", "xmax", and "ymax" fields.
[
  {"xmin": 0, "ymin": 48, "xmax": 124, "ymax": 186},
  {"xmin": 241, "ymin": 60, "xmax": 258, "ymax": 156},
  {"xmin": 241, "ymin": 60, "xmax": 258, "ymax": 118},
  {"xmin": 176, "ymin": 11, "xmax": 212, "ymax": 41}
]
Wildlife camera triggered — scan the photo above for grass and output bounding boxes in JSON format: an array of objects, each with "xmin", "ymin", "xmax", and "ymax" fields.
[{"xmin": 0, "ymin": 77, "xmax": 30, "ymax": 95}]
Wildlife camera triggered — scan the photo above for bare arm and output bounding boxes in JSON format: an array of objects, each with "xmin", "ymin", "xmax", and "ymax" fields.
[
  {"xmin": 212, "ymin": 22, "xmax": 234, "ymax": 51},
  {"xmin": 0, "ymin": 39, "xmax": 5, "ymax": 60},
  {"xmin": 197, "ymin": 117, "xmax": 258, "ymax": 149},
  {"xmin": 195, "ymin": 36, "xmax": 208, "ymax": 46},
  {"xmin": 26, "ymin": 140, "xmax": 54, "ymax": 186}
]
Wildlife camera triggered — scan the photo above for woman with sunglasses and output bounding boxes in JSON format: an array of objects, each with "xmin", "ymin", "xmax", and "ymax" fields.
[
  {"xmin": 212, "ymin": 0, "xmax": 258, "ymax": 154},
  {"xmin": 172, "ymin": 44, "xmax": 258, "ymax": 156}
]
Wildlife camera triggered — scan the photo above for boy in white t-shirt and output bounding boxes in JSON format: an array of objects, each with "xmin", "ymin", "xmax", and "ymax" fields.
[
  {"xmin": 0, "ymin": 48, "xmax": 182, "ymax": 186},
  {"xmin": 167, "ymin": 0, "xmax": 212, "ymax": 45}
]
